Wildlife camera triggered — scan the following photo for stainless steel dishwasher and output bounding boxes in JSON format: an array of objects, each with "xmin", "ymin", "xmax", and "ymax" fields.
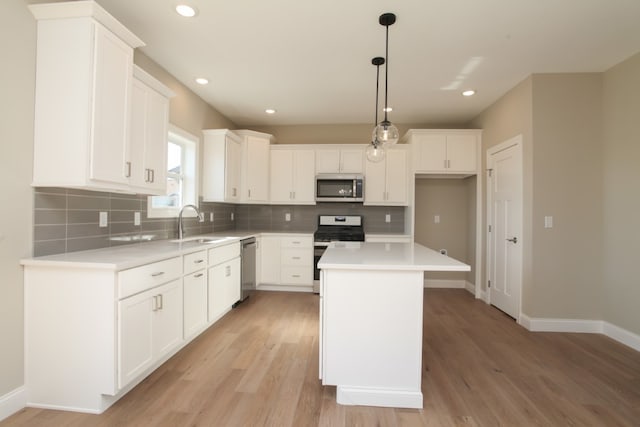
[{"xmin": 239, "ymin": 237, "xmax": 256, "ymax": 302}]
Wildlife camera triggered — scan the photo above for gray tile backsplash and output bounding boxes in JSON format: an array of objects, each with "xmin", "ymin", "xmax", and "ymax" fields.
[
  {"xmin": 33, "ymin": 188, "xmax": 405, "ymax": 256},
  {"xmin": 33, "ymin": 188, "xmax": 236, "ymax": 257}
]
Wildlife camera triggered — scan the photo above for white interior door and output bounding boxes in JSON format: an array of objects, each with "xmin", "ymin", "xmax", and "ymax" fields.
[{"xmin": 487, "ymin": 137, "xmax": 522, "ymax": 319}]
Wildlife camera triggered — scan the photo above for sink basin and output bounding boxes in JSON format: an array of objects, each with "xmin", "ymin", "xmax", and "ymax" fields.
[{"xmin": 169, "ymin": 236, "xmax": 232, "ymax": 244}]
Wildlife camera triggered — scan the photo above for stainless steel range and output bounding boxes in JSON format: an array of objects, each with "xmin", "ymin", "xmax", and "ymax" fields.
[{"xmin": 313, "ymin": 215, "xmax": 365, "ymax": 292}]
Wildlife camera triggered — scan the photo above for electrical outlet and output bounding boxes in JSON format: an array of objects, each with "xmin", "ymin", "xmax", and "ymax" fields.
[
  {"xmin": 285, "ymin": 212, "xmax": 291, "ymax": 222},
  {"xmin": 231, "ymin": 212, "xmax": 234, "ymax": 221},
  {"xmin": 134, "ymin": 211, "xmax": 141, "ymax": 226},
  {"xmin": 198, "ymin": 213, "xmax": 204, "ymax": 223},
  {"xmin": 434, "ymin": 215, "xmax": 440, "ymax": 224},
  {"xmin": 210, "ymin": 212, "xmax": 214, "ymax": 222},
  {"xmin": 99, "ymin": 211, "xmax": 108, "ymax": 228},
  {"xmin": 385, "ymin": 213, "xmax": 391, "ymax": 223},
  {"xmin": 544, "ymin": 216, "xmax": 553, "ymax": 228}
]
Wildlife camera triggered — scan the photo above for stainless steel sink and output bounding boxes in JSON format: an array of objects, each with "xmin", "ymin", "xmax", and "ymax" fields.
[{"xmin": 169, "ymin": 236, "xmax": 232, "ymax": 244}]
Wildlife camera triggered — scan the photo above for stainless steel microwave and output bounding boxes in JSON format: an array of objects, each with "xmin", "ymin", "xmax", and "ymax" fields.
[{"xmin": 315, "ymin": 174, "xmax": 364, "ymax": 202}]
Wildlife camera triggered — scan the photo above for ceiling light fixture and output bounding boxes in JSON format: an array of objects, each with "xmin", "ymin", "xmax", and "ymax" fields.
[
  {"xmin": 265, "ymin": 109, "xmax": 277, "ymax": 114},
  {"xmin": 195, "ymin": 77, "xmax": 209, "ymax": 85},
  {"xmin": 373, "ymin": 13, "xmax": 399, "ymax": 146},
  {"xmin": 175, "ymin": 4, "xmax": 198, "ymax": 18},
  {"xmin": 366, "ymin": 57, "xmax": 386, "ymax": 163},
  {"xmin": 462, "ymin": 89, "xmax": 476, "ymax": 97}
]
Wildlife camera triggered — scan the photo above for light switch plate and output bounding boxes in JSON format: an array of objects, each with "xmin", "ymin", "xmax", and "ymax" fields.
[
  {"xmin": 285, "ymin": 213, "xmax": 291, "ymax": 222},
  {"xmin": 544, "ymin": 216, "xmax": 553, "ymax": 228},
  {"xmin": 385, "ymin": 214, "xmax": 391, "ymax": 223},
  {"xmin": 99, "ymin": 211, "xmax": 108, "ymax": 228},
  {"xmin": 434, "ymin": 215, "xmax": 440, "ymax": 224},
  {"xmin": 210, "ymin": 212, "xmax": 214, "ymax": 222},
  {"xmin": 231, "ymin": 212, "xmax": 234, "ymax": 221},
  {"xmin": 134, "ymin": 211, "xmax": 140, "ymax": 226}
]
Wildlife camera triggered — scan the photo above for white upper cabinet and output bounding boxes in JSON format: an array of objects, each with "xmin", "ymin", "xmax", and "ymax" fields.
[
  {"xmin": 202, "ymin": 129, "xmax": 242, "ymax": 203},
  {"xmin": 315, "ymin": 148, "xmax": 364, "ymax": 174},
  {"xmin": 29, "ymin": 1, "xmax": 144, "ymax": 192},
  {"xmin": 404, "ymin": 130, "xmax": 480, "ymax": 175},
  {"xmin": 235, "ymin": 130, "xmax": 274, "ymax": 203},
  {"xmin": 270, "ymin": 148, "xmax": 316, "ymax": 204},
  {"xmin": 364, "ymin": 147, "xmax": 409, "ymax": 206},
  {"xmin": 128, "ymin": 66, "xmax": 174, "ymax": 195}
]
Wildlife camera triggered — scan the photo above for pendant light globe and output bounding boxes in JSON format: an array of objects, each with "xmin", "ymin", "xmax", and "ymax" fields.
[
  {"xmin": 366, "ymin": 139, "xmax": 386, "ymax": 162},
  {"xmin": 373, "ymin": 120, "xmax": 400, "ymax": 146}
]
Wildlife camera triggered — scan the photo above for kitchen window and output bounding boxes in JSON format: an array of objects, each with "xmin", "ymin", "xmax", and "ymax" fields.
[{"xmin": 147, "ymin": 125, "xmax": 198, "ymax": 218}]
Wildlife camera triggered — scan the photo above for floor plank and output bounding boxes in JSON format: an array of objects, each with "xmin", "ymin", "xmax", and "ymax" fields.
[{"xmin": 3, "ymin": 289, "xmax": 639, "ymax": 426}]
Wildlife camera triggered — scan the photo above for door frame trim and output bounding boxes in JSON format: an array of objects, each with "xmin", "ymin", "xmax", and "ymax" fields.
[{"xmin": 485, "ymin": 135, "xmax": 523, "ymax": 321}]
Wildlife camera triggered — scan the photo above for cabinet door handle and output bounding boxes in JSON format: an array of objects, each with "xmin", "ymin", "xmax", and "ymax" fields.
[
  {"xmin": 150, "ymin": 169, "xmax": 155, "ymax": 183},
  {"xmin": 194, "ymin": 259, "xmax": 204, "ymax": 264},
  {"xmin": 151, "ymin": 271, "xmax": 165, "ymax": 277},
  {"xmin": 506, "ymin": 237, "xmax": 518, "ymax": 244},
  {"xmin": 125, "ymin": 161, "xmax": 131, "ymax": 178},
  {"xmin": 157, "ymin": 294, "xmax": 163, "ymax": 310},
  {"xmin": 152, "ymin": 295, "xmax": 158, "ymax": 311},
  {"xmin": 225, "ymin": 265, "xmax": 231, "ymax": 277},
  {"xmin": 194, "ymin": 273, "xmax": 204, "ymax": 278},
  {"xmin": 248, "ymin": 189, "xmax": 251, "ymax": 198}
]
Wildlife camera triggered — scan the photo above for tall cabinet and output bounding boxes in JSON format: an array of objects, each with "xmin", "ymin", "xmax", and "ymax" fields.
[{"xmin": 29, "ymin": 2, "xmax": 145, "ymax": 192}]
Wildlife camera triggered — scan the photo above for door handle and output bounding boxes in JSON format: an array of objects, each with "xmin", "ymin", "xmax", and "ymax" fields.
[{"xmin": 506, "ymin": 237, "xmax": 518, "ymax": 244}]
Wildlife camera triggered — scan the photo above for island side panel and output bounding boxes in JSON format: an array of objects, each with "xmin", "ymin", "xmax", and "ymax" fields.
[{"xmin": 321, "ymin": 268, "xmax": 424, "ymax": 407}]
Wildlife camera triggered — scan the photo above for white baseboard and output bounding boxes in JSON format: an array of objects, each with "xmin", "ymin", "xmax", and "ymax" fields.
[
  {"xmin": 519, "ymin": 314, "xmax": 640, "ymax": 352},
  {"xmin": 256, "ymin": 284, "xmax": 313, "ymax": 293},
  {"xmin": 0, "ymin": 386, "xmax": 27, "ymax": 422}
]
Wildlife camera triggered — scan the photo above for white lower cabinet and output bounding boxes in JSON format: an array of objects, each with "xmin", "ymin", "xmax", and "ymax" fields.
[
  {"xmin": 118, "ymin": 279, "xmax": 183, "ymax": 390},
  {"xmin": 258, "ymin": 234, "xmax": 313, "ymax": 289},
  {"xmin": 183, "ymin": 269, "xmax": 208, "ymax": 339},
  {"xmin": 208, "ymin": 242, "xmax": 241, "ymax": 322}
]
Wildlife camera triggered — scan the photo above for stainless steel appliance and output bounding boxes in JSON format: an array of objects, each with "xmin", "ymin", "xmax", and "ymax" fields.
[
  {"xmin": 313, "ymin": 215, "xmax": 365, "ymax": 292},
  {"xmin": 240, "ymin": 237, "xmax": 256, "ymax": 302},
  {"xmin": 315, "ymin": 174, "xmax": 364, "ymax": 202}
]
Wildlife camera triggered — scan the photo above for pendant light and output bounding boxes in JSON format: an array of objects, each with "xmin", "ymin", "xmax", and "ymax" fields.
[
  {"xmin": 366, "ymin": 57, "xmax": 386, "ymax": 163},
  {"xmin": 372, "ymin": 12, "xmax": 399, "ymax": 146}
]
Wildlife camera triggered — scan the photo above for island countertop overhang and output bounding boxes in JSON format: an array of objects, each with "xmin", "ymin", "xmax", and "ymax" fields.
[{"xmin": 317, "ymin": 242, "xmax": 471, "ymax": 272}]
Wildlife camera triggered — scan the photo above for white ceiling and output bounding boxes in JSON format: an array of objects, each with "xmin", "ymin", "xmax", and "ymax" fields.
[{"xmin": 63, "ymin": 0, "xmax": 640, "ymax": 126}]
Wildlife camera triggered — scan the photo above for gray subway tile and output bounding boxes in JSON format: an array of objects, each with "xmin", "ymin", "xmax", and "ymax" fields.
[
  {"xmin": 66, "ymin": 236, "xmax": 110, "ymax": 253},
  {"xmin": 67, "ymin": 188, "xmax": 110, "ymax": 197},
  {"xmin": 111, "ymin": 210, "xmax": 139, "ymax": 223},
  {"xmin": 34, "ymin": 209, "xmax": 66, "ymax": 225},
  {"xmin": 67, "ymin": 210, "xmax": 100, "ymax": 224},
  {"xmin": 35, "ymin": 193, "xmax": 66, "ymax": 210},
  {"xmin": 67, "ymin": 194, "xmax": 110, "ymax": 210},
  {"xmin": 110, "ymin": 197, "xmax": 142, "ymax": 211},
  {"xmin": 34, "ymin": 239, "xmax": 66, "ymax": 257},
  {"xmin": 34, "ymin": 187, "xmax": 67, "ymax": 195},
  {"xmin": 111, "ymin": 222, "xmax": 140, "ymax": 235},
  {"xmin": 34, "ymin": 224, "xmax": 66, "ymax": 241},
  {"xmin": 67, "ymin": 223, "xmax": 110, "ymax": 238}
]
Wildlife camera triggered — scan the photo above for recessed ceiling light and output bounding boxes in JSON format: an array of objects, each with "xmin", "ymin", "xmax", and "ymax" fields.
[
  {"xmin": 195, "ymin": 77, "xmax": 209, "ymax": 85},
  {"xmin": 383, "ymin": 107, "xmax": 393, "ymax": 112},
  {"xmin": 265, "ymin": 109, "xmax": 277, "ymax": 114},
  {"xmin": 175, "ymin": 4, "xmax": 198, "ymax": 18},
  {"xmin": 462, "ymin": 90, "xmax": 476, "ymax": 97}
]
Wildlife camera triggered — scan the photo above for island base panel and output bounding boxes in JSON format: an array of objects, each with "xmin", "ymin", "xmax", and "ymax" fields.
[{"xmin": 337, "ymin": 386, "xmax": 423, "ymax": 409}]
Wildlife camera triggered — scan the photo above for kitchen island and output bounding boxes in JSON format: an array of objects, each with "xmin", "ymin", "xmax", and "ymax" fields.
[{"xmin": 318, "ymin": 242, "xmax": 470, "ymax": 409}]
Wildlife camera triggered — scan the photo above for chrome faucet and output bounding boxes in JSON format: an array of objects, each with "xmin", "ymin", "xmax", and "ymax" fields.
[{"xmin": 178, "ymin": 204, "xmax": 201, "ymax": 240}]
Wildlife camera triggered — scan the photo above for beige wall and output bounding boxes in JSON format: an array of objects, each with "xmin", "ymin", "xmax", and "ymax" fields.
[
  {"xmin": 0, "ymin": 0, "xmax": 35, "ymax": 397},
  {"xmin": 530, "ymin": 74, "xmax": 603, "ymax": 319},
  {"xmin": 415, "ymin": 178, "xmax": 470, "ymax": 282},
  {"xmin": 248, "ymin": 123, "xmax": 461, "ymax": 145},
  {"xmin": 468, "ymin": 77, "xmax": 534, "ymax": 309},
  {"xmin": 602, "ymin": 52, "xmax": 640, "ymax": 335}
]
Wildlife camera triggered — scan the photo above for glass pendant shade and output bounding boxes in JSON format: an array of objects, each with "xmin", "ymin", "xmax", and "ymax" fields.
[
  {"xmin": 373, "ymin": 120, "xmax": 400, "ymax": 145},
  {"xmin": 366, "ymin": 140, "xmax": 386, "ymax": 163}
]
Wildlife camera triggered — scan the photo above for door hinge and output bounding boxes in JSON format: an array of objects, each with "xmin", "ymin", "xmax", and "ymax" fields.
[{"xmin": 488, "ymin": 280, "xmax": 491, "ymax": 288}]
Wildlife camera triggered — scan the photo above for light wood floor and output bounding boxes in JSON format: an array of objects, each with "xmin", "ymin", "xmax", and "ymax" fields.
[{"xmin": 4, "ymin": 289, "xmax": 640, "ymax": 426}]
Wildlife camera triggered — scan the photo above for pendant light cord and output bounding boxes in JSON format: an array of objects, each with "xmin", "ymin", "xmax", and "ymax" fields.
[
  {"xmin": 383, "ymin": 23, "xmax": 389, "ymax": 123},
  {"xmin": 375, "ymin": 63, "xmax": 380, "ymax": 128}
]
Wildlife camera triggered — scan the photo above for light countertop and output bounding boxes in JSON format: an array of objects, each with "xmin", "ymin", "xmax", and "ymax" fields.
[
  {"xmin": 318, "ymin": 242, "xmax": 471, "ymax": 272},
  {"xmin": 21, "ymin": 231, "xmax": 309, "ymax": 270}
]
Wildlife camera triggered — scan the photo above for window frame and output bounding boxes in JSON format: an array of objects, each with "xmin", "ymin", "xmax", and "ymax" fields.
[{"xmin": 147, "ymin": 124, "xmax": 199, "ymax": 218}]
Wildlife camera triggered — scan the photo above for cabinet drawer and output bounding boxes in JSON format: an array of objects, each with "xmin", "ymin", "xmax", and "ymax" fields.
[
  {"xmin": 183, "ymin": 250, "xmax": 207, "ymax": 274},
  {"xmin": 209, "ymin": 241, "xmax": 240, "ymax": 266},
  {"xmin": 281, "ymin": 266, "xmax": 312, "ymax": 285},
  {"xmin": 119, "ymin": 257, "xmax": 181, "ymax": 299},
  {"xmin": 281, "ymin": 235, "xmax": 312, "ymax": 248},
  {"xmin": 281, "ymin": 248, "xmax": 312, "ymax": 266}
]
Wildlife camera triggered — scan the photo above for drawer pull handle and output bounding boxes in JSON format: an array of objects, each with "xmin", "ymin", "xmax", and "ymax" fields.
[
  {"xmin": 151, "ymin": 271, "xmax": 165, "ymax": 277},
  {"xmin": 194, "ymin": 259, "xmax": 205, "ymax": 264},
  {"xmin": 292, "ymin": 256, "xmax": 301, "ymax": 260},
  {"xmin": 194, "ymin": 273, "xmax": 204, "ymax": 278},
  {"xmin": 292, "ymin": 274, "xmax": 301, "ymax": 278}
]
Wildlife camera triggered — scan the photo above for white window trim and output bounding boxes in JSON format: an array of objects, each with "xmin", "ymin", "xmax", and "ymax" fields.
[{"xmin": 147, "ymin": 124, "xmax": 199, "ymax": 218}]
